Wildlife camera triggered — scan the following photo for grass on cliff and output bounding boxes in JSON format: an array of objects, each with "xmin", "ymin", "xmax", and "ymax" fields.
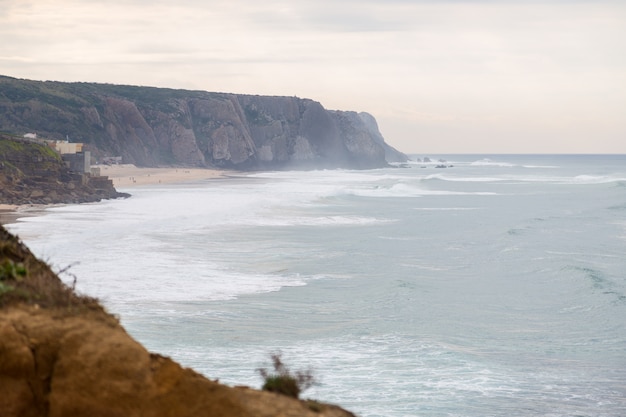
[
  {"xmin": 257, "ymin": 352, "xmax": 317, "ymax": 399},
  {"xmin": 0, "ymin": 135, "xmax": 63, "ymax": 165},
  {"xmin": 0, "ymin": 224, "xmax": 103, "ymax": 313}
]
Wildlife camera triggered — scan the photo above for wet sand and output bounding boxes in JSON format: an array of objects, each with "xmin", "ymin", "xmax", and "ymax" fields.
[{"xmin": 0, "ymin": 205, "xmax": 48, "ymax": 225}]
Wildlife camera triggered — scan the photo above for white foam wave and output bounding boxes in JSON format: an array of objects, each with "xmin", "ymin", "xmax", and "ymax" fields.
[
  {"xmin": 569, "ymin": 175, "xmax": 626, "ymax": 184},
  {"xmin": 345, "ymin": 183, "xmax": 496, "ymax": 197},
  {"xmin": 514, "ymin": 175, "xmax": 626, "ymax": 185},
  {"xmin": 422, "ymin": 173, "xmax": 626, "ymax": 185},
  {"xmin": 399, "ymin": 262, "xmax": 448, "ymax": 271},
  {"xmin": 468, "ymin": 159, "xmax": 561, "ymax": 169},
  {"xmin": 247, "ymin": 169, "xmax": 390, "ymax": 184},
  {"xmin": 425, "ymin": 173, "xmax": 504, "ymax": 182},
  {"xmin": 23, "ymin": 236, "xmax": 310, "ymax": 305},
  {"xmin": 413, "ymin": 207, "xmax": 480, "ymax": 211},
  {"xmin": 233, "ymin": 215, "xmax": 394, "ymax": 227},
  {"xmin": 471, "ymin": 158, "xmax": 515, "ymax": 167}
]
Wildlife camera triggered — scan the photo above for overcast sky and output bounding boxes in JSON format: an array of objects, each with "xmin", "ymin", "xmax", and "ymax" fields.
[{"xmin": 1, "ymin": 0, "xmax": 625, "ymax": 154}]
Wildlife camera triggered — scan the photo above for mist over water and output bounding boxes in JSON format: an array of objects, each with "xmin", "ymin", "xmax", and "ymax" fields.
[{"xmin": 7, "ymin": 154, "xmax": 626, "ymax": 417}]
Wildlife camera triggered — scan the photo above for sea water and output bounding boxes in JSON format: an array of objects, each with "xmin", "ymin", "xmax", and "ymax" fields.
[{"xmin": 6, "ymin": 155, "xmax": 626, "ymax": 417}]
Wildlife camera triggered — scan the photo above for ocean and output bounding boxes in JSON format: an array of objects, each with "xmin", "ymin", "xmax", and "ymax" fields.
[{"xmin": 6, "ymin": 154, "xmax": 626, "ymax": 417}]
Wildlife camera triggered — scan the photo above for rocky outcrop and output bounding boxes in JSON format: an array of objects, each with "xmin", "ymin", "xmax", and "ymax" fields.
[
  {"xmin": 0, "ymin": 75, "xmax": 408, "ymax": 169},
  {"xmin": 352, "ymin": 112, "xmax": 408, "ymax": 163},
  {"xmin": 0, "ymin": 225, "xmax": 355, "ymax": 417},
  {"xmin": 0, "ymin": 134, "xmax": 129, "ymax": 205}
]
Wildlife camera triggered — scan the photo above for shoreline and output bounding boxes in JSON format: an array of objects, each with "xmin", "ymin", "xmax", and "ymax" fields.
[
  {"xmin": 0, "ymin": 204, "xmax": 50, "ymax": 225},
  {"xmin": 95, "ymin": 164, "xmax": 234, "ymax": 188},
  {"xmin": 0, "ymin": 165, "xmax": 236, "ymax": 225}
]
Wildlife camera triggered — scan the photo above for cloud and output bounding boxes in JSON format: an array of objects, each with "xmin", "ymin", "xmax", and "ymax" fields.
[{"xmin": 0, "ymin": 0, "xmax": 625, "ymax": 152}]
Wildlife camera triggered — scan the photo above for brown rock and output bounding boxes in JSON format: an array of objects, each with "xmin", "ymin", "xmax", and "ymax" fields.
[
  {"xmin": 0, "ymin": 225, "xmax": 355, "ymax": 417},
  {"xmin": 0, "ymin": 306, "xmax": 355, "ymax": 417}
]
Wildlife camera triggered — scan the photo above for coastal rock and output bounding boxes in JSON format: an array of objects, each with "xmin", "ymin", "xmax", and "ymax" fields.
[
  {"xmin": 0, "ymin": 224, "xmax": 356, "ymax": 417},
  {"xmin": 354, "ymin": 111, "xmax": 408, "ymax": 163},
  {"xmin": 147, "ymin": 100, "xmax": 207, "ymax": 166},
  {"xmin": 0, "ymin": 75, "xmax": 408, "ymax": 170},
  {"xmin": 0, "ymin": 134, "xmax": 129, "ymax": 205},
  {"xmin": 102, "ymin": 97, "xmax": 160, "ymax": 167}
]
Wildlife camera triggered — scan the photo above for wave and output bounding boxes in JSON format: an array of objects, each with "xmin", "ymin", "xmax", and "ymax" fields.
[
  {"xmin": 424, "ymin": 173, "xmax": 505, "ymax": 183},
  {"xmin": 105, "ymin": 270, "xmax": 309, "ymax": 304},
  {"xmin": 521, "ymin": 175, "xmax": 626, "ymax": 185},
  {"xmin": 422, "ymin": 173, "xmax": 626, "ymax": 185},
  {"xmin": 232, "ymin": 215, "xmax": 394, "ymax": 227},
  {"xmin": 413, "ymin": 207, "xmax": 480, "ymax": 211},
  {"xmin": 247, "ymin": 169, "xmax": 392, "ymax": 183},
  {"xmin": 470, "ymin": 158, "xmax": 515, "ymax": 167},
  {"xmin": 471, "ymin": 158, "xmax": 559, "ymax": 169},
  {"xmin": 344, "ymin": 183, "xmax": 496, "ymax": 198},
  {"xmin": 569, "ymin": 175, "xmax": 626, "ymax": 184}
]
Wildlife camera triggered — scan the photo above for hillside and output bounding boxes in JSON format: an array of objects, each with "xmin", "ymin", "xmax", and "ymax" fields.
[
  {"xmin": 0, "ymin": 75, "xmax": 407, "ymax": 170},
  {"xmin": 0, "ymin": 133, "xmax": 128, "ymax": 205},
  {"xmin": 0, "ymin": 224, "xmax": 356, "ymax": 417}
]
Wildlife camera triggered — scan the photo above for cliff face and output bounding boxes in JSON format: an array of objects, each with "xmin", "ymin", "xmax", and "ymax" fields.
[
  {"xmin": 0, "ymin": 224, "xmax": 355, "ymax": 417},
  {"xmin": 0, "ymin": 75, "xmax": 407, "ymax": 169}
]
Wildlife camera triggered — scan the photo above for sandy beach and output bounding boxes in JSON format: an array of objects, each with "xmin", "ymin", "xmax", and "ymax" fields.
[
  {"xmin": 95, "ymin": 164, "xmax": 233, "ymax": 188},
  {"xmin": 0, "ymin": 165, "xmax": 235, "ymax": 224}
]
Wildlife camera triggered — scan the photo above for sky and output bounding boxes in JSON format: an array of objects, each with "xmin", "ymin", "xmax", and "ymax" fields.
[{"xmin": 1, "ymin": 0, "xmax": 625, "ymax": 154}]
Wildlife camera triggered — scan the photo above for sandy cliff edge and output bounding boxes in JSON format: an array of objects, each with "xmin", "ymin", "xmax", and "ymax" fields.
[{"xmin": 0, "ymin": 225, "xmax": 356, "ymax": 417}]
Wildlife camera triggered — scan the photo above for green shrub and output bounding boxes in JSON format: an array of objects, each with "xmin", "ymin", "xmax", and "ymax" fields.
[
  {"xmin": 0, "ymin": 259, "xmax": 27, "ymax": 281},
  {"xmin": 257, "ymin": 352, "xmax": 316, "ymax": 399},
  {"xmin": 0, "ymin": 259, "xmax": 26, "ymax": 300}
]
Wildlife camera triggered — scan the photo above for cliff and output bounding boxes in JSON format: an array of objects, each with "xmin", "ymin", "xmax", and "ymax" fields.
[
  {"xmin": 0, "ymin": 133, "xmax": 129, "ymax": 205},
  {"xmin": 0, "ymin": 224, "xmax": 356, "ymax": 417},
  {"xmin": 0, "ymin": 75, "xmax": 407, "ymax": 169}
]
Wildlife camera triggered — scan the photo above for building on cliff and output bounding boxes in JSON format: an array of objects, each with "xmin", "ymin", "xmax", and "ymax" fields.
[
  {"xmin": 52, "ymin": 140, "xmax": 83, "ymax": 155},
  {"xmin": 46, "ymin": 140, "xmax": 92, "ymax": 174},
  {"xmin": 61, "ymin": 151, "xmax": 91, "ymax": 174}
]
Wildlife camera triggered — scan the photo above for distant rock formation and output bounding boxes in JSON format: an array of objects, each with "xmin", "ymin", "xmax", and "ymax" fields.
[
  {"xmin": 0, "ymin": 75, "xmax": 408, "ymax": 170},
  {"xmin": 0, "ymin": 224, "xmax": 355, "ymax": 417}
]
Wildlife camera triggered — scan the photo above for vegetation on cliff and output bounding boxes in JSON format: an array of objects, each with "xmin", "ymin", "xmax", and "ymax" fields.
[
  {"xmin": 0, "ymin": 224, "xmax": 356, "ymax": 417},
  {"xmin": 257, "ymin": 352, "xmax": 317, "ymax": 399},
  {"xmin": 0, "ymin": 224, "xmax": 103, "ymax": 312}
]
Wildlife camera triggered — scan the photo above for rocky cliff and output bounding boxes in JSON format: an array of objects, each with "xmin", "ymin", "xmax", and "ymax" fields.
[
  {"xmin": 0, "ymin": 224, "xmax": 356, "ymax": 417},
  {"xmin": 0, "ymin": 134, "xmax": 129, "ymax": 205},
  {"xmin": 0, "ymin": 75, "xmax": 407, "ymax": 169}
]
